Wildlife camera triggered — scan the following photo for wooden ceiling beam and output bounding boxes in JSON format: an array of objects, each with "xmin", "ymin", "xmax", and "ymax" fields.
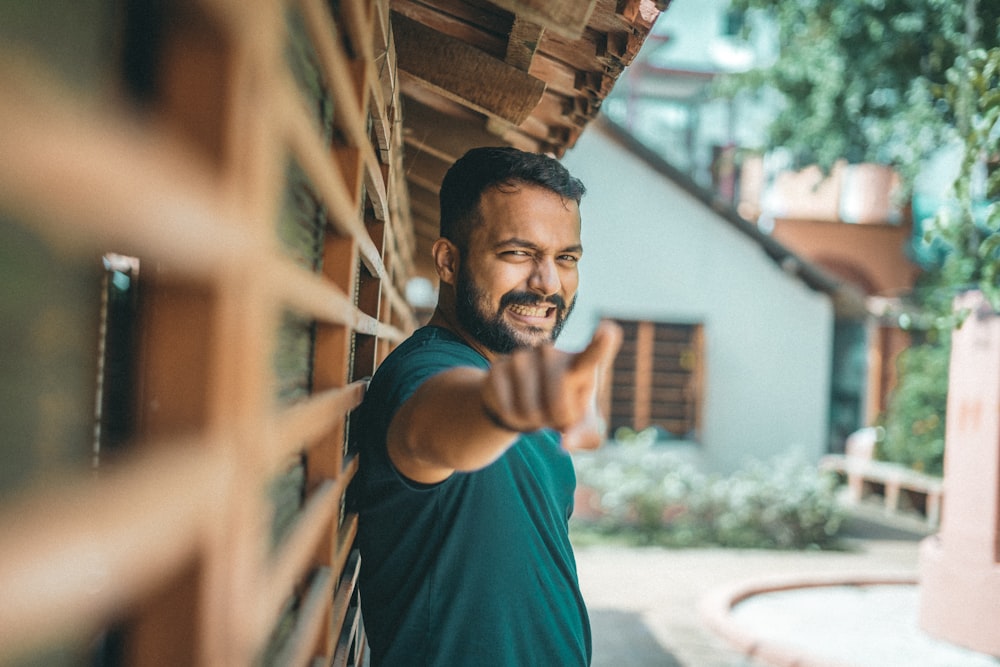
[
  {"xmin": 404, "ymin": 168, "xmax": 444, "ymax": 196},
  {"xmin": 383, "ymin": 0, "xmax": 666, "ymax": 280},
  {"xmin": 506, "ymin": 17, "xmax": 545, "ymax": 72},
  {"xmin": 400, "ymin": 96, "xmax": 504, "ymax": 163},
  {"xmin": 410, "ymin": 213, "xmax": 440, "ymax": 242},
  {"xmin": 616, "ymin": 0, "xmax": 668, "ymax": 31},
  {"xmin": 407, "ymin": 186, "xmax": 439, "ymax": 221},
  {"xmin": 529, "ymin": 54, "xmax": 584, "ymax": 98},
  {"xmin": 490, "ymin": 0, "xmax": 599, "ymax": 40},
  {"xmin": 400, "ymin": 147, "xmax": 451, "ymax": 192},
  {"xmin": 399, "ymin": 76, "xmax": 482, "ymax": 122},
  {"xmin": 493, "ymin": 128, "xmax": 549, "ymax": 155},
  {"xmin": 391, "ymin": 11, "xmax": 546, "ymax": 125},
  {"xmin": 391, "ymin": 0, "xmax": 510, "ymax": 57}
]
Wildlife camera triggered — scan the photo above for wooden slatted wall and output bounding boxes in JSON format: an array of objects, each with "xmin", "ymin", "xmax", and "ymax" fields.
[{"xmin": 0, "ymin": 0, "xmax": 414, "ymax": 664}]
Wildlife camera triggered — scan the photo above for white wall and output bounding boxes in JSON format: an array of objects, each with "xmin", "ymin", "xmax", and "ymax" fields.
[{"xmin": 560, "ymin": 125, "xmax": 834, "ymax": 473}]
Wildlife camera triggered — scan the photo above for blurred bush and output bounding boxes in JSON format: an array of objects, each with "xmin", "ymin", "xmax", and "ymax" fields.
[
  {"xmin": 877, "ymin": 339, "xmax": 949, "ymax": 476},
  {"xmin": 572, "ymin": 428, "xmax": 845, "ymax": 550}
]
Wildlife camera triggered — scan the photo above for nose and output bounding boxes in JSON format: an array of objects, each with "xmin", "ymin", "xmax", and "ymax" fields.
[{"xmin": 528, "ymin": 257, "xmax": 560, "ymax": 297}]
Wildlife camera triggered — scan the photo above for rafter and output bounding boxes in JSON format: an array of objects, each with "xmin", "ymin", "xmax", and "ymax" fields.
[
  {"xmin": 506, "ymin": 16, "xmax": 545, "ymax": 71},
  {"xmin": 401, "ymin": 97, "xmax": 504, "ymax": 163},
  {"xmin": 489, "ymin": 0, "xmax": 599, "ymax": 40},
  {"xmin": 391, "ymin": 11, "xmax": 546, "ymax": 126}
]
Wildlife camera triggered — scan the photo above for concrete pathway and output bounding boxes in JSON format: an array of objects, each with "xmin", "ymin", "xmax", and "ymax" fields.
[{"xmin": 576, "ymin": 513, "xmax": 974, "ymax": 666}]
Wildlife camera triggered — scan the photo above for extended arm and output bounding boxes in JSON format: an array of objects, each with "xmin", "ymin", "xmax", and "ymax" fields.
[{"xmin": 387, "ymin": 321, "xmax": 622, "ymax": 484}]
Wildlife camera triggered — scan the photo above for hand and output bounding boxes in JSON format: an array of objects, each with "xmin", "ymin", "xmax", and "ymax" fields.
[{"xmin": 481, "ymin": 320, "xmax": 622, "ymax": 442}]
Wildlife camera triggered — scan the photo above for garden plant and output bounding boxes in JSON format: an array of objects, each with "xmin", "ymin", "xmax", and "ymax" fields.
[{"xmin": 571, "ymin": 428, "xmax": 846, "ymax": 550}]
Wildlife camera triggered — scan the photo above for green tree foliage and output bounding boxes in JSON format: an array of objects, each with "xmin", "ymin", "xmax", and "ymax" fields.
[
  {"xmin": 722, "ymin": 1, "xmax": 1000, "ymax": 473},
  {"xmin": 723, "ymin": 0, "xmax": 1000, "ymax": 179},
  {"xmin": 879, "ymin": 47, "xmax": 1000, "ymax": 476},
  {"xmin": 874, "ymin": 267, "xmax": 955, "ymax": 474},
  {"xmin": 925, "ymin": 46, "xmax": 1000, "ymax": 312},
  {"xmin": 877, "ymin": 335, "xmax": 950, "ymax": 475}
]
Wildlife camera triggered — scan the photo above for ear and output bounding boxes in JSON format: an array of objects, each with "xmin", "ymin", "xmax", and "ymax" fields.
[{"xmin": 432, "ymin": 238, "xmax": 460, "ymax": 286}]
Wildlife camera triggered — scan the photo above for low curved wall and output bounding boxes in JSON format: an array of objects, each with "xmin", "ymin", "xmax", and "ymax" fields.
[{"xmin": 699, "ymin": 572, "xmax": 916, "ymax": 667}]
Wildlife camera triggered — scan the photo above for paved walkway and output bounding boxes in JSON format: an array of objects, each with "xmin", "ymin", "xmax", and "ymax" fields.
[{"xmin": 576, "ymin": 513, "xmax": 998, "ymax": 666}]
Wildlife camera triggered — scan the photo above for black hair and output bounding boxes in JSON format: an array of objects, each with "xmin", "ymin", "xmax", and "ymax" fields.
[{"xmin": 438, "ymin": 146, "xmax": 586, "ymax": 251}]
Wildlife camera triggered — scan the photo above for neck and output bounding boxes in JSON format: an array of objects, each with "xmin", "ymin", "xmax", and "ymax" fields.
[{"xmin": 427, "ymin": 306, "xmax": 497, "ymax": 363}]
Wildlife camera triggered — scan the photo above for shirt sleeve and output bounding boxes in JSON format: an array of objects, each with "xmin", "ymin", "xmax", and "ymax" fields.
[{"xmin": 370, "ymin": 334, "xmax": 488, "ymax": 426}]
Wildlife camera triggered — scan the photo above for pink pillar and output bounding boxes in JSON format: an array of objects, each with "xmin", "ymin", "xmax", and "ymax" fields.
[{"xmin": 919, "ymin": 290, "xmax": 1000, "ymax": 656}]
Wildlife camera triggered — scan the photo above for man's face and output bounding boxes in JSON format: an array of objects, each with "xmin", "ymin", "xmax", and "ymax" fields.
[{"xmin": 453, "ymin": 184, "xmax": 581, "ymax": 354}]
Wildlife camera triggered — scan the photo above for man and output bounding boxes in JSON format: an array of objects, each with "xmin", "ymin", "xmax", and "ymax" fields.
[{"xmin": 351, "ymin": 147, "xmax": 621, "ymax": 666}]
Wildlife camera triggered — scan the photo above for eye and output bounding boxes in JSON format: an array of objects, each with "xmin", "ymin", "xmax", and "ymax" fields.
[{"xmin": 557, "ymin": 254, "xmax": 580, "ymax": 265}]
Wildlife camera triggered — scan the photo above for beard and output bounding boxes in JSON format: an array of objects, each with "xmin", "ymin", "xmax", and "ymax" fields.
[{"xmin": 455, "ymin": 263, "xmax": 575, "ymax": 354}]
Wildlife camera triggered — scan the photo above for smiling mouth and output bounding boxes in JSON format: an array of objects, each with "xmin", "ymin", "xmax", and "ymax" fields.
[{"xmin": 508, "ymin": 303, "xmax": 553, "ymax": 318}]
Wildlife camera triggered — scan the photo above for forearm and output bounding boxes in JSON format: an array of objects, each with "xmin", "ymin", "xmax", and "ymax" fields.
[
  {"xmin": 387, "ymin": 367, "xmax": 520, "ymax": 484},
  {"xmin": 385, "ymin": 321, "xmax": 622, "ymax": 484}
]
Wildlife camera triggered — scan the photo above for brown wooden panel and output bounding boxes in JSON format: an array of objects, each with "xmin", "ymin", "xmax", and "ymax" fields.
[
  {"xmin": 268, "ymin": 566, "xmax": 335, "ymax": 666},
  {"xmin": 333, "ymin": 602, "xmax": 363, "ymax": 667},
  {"xmin": 401, "ymin": 97, "xmax": 504, "ymax": 162},
  {"xmin": 392, "ymin": 11, "xmax": 546, "ymax": 125},
  {"xmin": 0, "ymin": 444, "xmax": 225, "ymax": 660},
  {"xmin": 506, "ymin": 17, "xmax": 545, "ymax": 71},
  {"xmin": 490, "ymin": 0, "xmax": 598, "ymax": 39},
  {"xmin": 330, "ymin": 548, "xmax": 362, "ymax": 658},
  {"xmin": 0, "ymin": 0, "xmax": 665, "ymax": 661},
  {"xmin": 262, "ymin": 479, "xmax": 344, "ymax": 635},
  {"xmin": 391, "ymin": 0, "xmax": 509, "ymax": 57},
  {"xmin": 272, "ymin": 383, "xmax": 366, "ymax": 471}
]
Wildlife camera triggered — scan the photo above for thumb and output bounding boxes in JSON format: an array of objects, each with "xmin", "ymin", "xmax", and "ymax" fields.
[{"xmin": 571, "ymin": 320, "xmax": 623, "ymax": 373}]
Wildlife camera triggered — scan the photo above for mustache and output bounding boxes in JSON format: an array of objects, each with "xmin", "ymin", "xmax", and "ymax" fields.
[{"xmin": 499, "ymin": 291, "xmax": 567, "ymax": 311}]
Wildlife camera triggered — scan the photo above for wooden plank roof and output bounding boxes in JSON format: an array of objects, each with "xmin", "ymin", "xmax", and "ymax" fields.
[{"xmin": 390, "ymin": 0, "xmax": 667, "ymax": 275}]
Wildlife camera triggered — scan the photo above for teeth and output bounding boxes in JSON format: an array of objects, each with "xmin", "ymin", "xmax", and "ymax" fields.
[{"xmin": 509, "ymin": 304, "xmax": 549, "ymax": 317}]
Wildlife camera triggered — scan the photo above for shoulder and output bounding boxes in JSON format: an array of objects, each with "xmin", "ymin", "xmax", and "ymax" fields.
[
  {"xmin": 363, "ymin": 326, "xmax": 487, "ymax": 410},
  {"xmin": 379, "ymin": 326, "xmax": 487, "ymax": 376}
]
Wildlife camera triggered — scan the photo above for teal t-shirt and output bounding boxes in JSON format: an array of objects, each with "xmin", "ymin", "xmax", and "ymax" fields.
[{"xmin": 351, "ymin": 326, "xmax": 591, "ymax": 666}]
